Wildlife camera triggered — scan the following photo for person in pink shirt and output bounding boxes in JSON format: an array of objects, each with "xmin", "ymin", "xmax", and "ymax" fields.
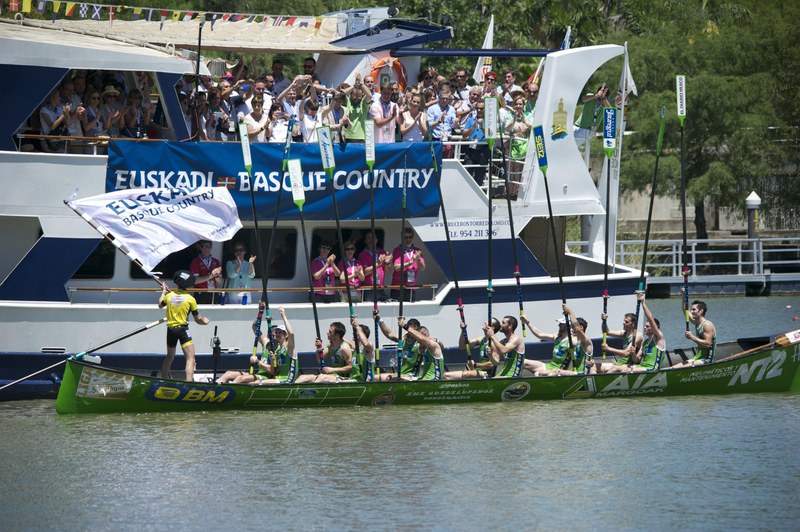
[
  {"xmin": 337, "ymin": 242, "xmax": 365, "ymax": 302},
  {"xmin": 391, "ymin": 228, "xmax": 426, "ymax": 301},
  {"xmin": 310, "ymin": 242, "xmax": 340, "ymax": 303},
  {"xmin": 369, "ymin": 82, "xmax": 398, "ymax": 143},
  {"xmin": 358, "ymin": 231, "xmax": 392, "ymax": 302}
]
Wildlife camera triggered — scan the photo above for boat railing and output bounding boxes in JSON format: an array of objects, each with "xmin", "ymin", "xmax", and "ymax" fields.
[
  {"xmin": 443, "ymin": 137, "xmax": 528, "ymax": 199},
  {"xmin": 67, "ymin": 284, "xmax": 439, "ymax": 305},
  {"xmin": 567, "ymin": 236, "xmax": 800, "ymax": 280},
  {"xmin": 16, "ymin": 133, "xmax": 113, "ymax": 155}
]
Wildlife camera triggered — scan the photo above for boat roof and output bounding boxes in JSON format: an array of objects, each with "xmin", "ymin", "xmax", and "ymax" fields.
[
  {"xmin": 0, "ymin": 20, "xmax": 208, "ymax": 74},
  {"xmin": 9, "ymin": 13, "xmax": 451, "ymax": 55}
]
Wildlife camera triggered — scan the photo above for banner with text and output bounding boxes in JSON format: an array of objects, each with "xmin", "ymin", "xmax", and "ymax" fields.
[
  {"xmin": 107, "ymin": 141, "xmax": 442, "ymax": 221},
  {"xmin": 69, "ymin": 187, "xmax": 242, "ymax": 272}
]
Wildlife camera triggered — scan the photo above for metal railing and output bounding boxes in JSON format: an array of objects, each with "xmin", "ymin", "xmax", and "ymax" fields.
[{"xmin": 568, "ymin": 236, "xmax": 800, "ymax": 278}]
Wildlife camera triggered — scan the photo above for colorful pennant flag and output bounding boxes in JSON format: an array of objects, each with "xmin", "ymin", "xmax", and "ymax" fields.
[
  {"xmin": 159, "ymin": 10, "xmax": 167, "ymax": 30},
  {"xmin": 91, "ymin": 4, "xmax": 101, "ymax": 20},
  {"xmin": 65, "ymin": 2, "xmax": 75, "ymax": 17},
  {"xmin": 131, "ymin": 7, "xmax": 141, "ymax": 20},
  {"xmin": 108, "ymin": 5, "xmax": 114, "ymax": 27},
  {"xmin": 210, "ymin": 13, "xmax": 217, "ymax": 29},
  {"xmin": 314, "ymin": 16, "xmax": 323, "ymax": 34},
  {"xmin": 285, "ymin": 16, "xmax": 296, "ymax": 26},
  {"xmin": 9, "ymin": 0, "xmax": 19, "ymax": 13},
  {"xmin": 79, "ymin": 3, "xmax": 87, "ymax": 17},
  {"xmin": 36, "ymin": 0, "xmax": 45, "ymax": 14},
  {"xmin": 51, "ymin": 0, "xmax": 61, "ymax": 21},
  {"xmin": 22, "ymin": 0, "xmax": 32, "ymax": 13}
]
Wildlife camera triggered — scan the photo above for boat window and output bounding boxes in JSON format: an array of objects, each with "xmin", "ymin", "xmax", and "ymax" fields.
[
  {"xmin": 130, "ymin": 245, "xmax": 196, "ymax": 280},
  {"xmin": 220, "ymin": 228, "xmax": 297, "ymax": 280},
  {"xmin": 310, "ymin": 228, "xmax": 386, "ymax": 257},
  {"xmin": 72, "ymin": 240, "xmax": 115, "ymax": 279}
]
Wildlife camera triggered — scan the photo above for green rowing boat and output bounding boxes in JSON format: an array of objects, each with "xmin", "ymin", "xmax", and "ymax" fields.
[{"xmin": 56, "ymin": 330, "xmax": 800, "ymax": 414}]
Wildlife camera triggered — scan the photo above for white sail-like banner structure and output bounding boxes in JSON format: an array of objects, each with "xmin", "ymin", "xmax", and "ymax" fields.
[
  {"xmin": 68, "ymin": 187, "xmax": 242, "ymax": 272},
  {"xmin": 520, "ymin": 44, "xmax": 625, "ymax": 217}
]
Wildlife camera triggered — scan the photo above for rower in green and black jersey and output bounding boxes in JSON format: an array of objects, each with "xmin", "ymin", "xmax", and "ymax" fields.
[
  {"xmin": 484, "ymin": 315, "xmax": 526, "ymax": 378},
  {"xmin": 337, "ymin": 316, "xmax": 375, "ymax": 383},
  {"xmin": 443, "ymin": 318, "xmax": 501, "ymax": 380},
  {"xmin": 398, "ymin": 318, "xmax": 445, "ymax": 381},
  {"xmin": 523, "ymin": 305, "xmax": 592, "ymax": 376},
  {"xmin": 670, "ymin": 288, "xmax": 717, "ymax": 369},
  {"xmin": 597, "ymin": 305, "xmax": 644, "ymax": 374},
  {"xmin": 295, "ymin": 321, "xmax": 353, "ymax": 383},
  {"xmin": 375, "ymin": 312, "xmax": 424, "ymax": 381},
  {"xmin": 629, "ymin": 291, "xmax": 666, "ymax": 372}
]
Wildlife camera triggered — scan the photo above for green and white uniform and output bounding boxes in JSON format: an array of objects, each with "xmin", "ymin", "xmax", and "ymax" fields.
[
  {"xmin": 476, "ymin": 340, "xmax": 496, "ymax": 378},
  {"xmin": 639, "ymin": 338, "xmax": 665, "ymax": 371},
  {"xmin": 351, "ymin": 348, "xmax": 375, "ymax": 382},
  {"xmin": 258, "ymin": 344, "xmax": 298, "ymax": 383},
  {"xmin": 495, "ymin": 339, "xmax": 525, "ymax": 378},
  {"xmin": 327, "ymin": 344, "xmax": 351, "ymax": 378},
  {"xmin": 398, "ymin": 338, "xmax": 423, "ymax": 378},
  {"xmin": 571, "ymin": 343, "xmax": 591, "ymax": 374},
  {"xmin": 613, "ymin": 332, "xmax": 635, "ymax": 366},
  {"xmin": 691, "ymin": 320, "xmax": 716, "ymax": 363},
  {"xmin": 545, "ymin": 337, "xmax": 573, "ymax": 371},
  {"xmin": 418, "ymin": 346, "xmax": 444, "ymax": 381}
]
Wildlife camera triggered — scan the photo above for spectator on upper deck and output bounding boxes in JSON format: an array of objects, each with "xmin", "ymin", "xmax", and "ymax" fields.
[
  {"xmin": 339, "ymin": 76, "xmax": 370, "ymax": 143},
  {"xmin": 59, "ymin": 79, "xmax": 84, "ymax": 139},
  {"xmin": 243, "ymin": 96, "xmax": 270, "ymax": 143},
  {"xmin": 453, "ymin": 67, "xmax": 471, "ymax": 102},
  {"xmin": 497, "ymin": 68, "xmax": 522, "ymax": 105},
  {"xmin": 320, "ymin": 90, "xmax": 350, "ymax": 144},
  {"xmin": 298, "ymin": 94, "xmax": 322, "ymax": 143},
  {"xmin": 362, "ymin": 74, "xmax": 380, "ymax": 103},
  {"xmin": 370, "ymin": 81, "xmax": 398, "ymax": 143},
  {"xmin": 427, "ymin": 88, "xmax": 456, "ymax": 156},
  {"xmin": 399, "ymin": 92, "xmax": 428, "ymax": 142},
  {"xmin": 481, "ymin": 70, "xmax": 498, "ymax": 98},
  {"xmin": 39, "ymin": 90, "xmax": 66, "ymax": 152},
  {"xmin": 121, "ymin": 89, "xmax": 152, "ymax": 139},
  {"xmin": 189, "ymin": 240, "xmax": 222, "ymax": 304},
  {"xmin": 461, "ymin": 88, "xmax": 488, "ymax": 186},
  {"xmin": 81, "ymin": 90, "xmax": 104, "ymax": 138},
  {"xmin": 278, "ymin": 76, "xmax": 307, "ymax": 136},
  {"xmin": 266, "ymin": 103, "xmax": 287, "ymax": 143},
  {"xmin": 271, "ymin": 60, "xmax": 291, "ymax": 97}
]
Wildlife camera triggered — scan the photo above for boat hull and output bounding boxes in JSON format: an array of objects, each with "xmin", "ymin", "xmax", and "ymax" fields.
[{"xmin": 56, "ymin": 332, "xmax": 800, "ymax": 414}]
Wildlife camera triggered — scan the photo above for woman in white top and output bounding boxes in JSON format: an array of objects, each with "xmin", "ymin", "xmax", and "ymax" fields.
[
  {"xmin": 268, "ymin": 103, "xmax": 290, "ymax": 143},
  {"xmin": 81, "ymin": 90, "xmax": 105, "ymax": 137},
  {"xmin": 244, "ymin": 96, "xmax": 270, "ymax": 143},
  {"xmin": 399, "ymin": 93, "xmax": 428, "ymax": 142},
  {"xmin": 298, "ymin": 97, "xmax": 322, "ymax": 143}
]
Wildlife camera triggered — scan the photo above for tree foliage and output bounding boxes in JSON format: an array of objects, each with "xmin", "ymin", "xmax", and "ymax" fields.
[{"xmin": 619, "ymin": 0, "xmax": 800, "ymax": 231}]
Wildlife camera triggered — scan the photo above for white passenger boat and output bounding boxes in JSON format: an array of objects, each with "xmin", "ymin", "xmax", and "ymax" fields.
[{"xmin": 0, "ymin": 9, "xmax": 639, "ymax": 396}]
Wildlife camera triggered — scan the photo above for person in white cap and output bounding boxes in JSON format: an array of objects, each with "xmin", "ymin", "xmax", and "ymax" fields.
[
  {"xmin": 521, "ymin": 304, "xmax": 589, "ymax": 376},
  {"xmin": 159, "ymin": 270, "xmax": 210, "ymax": 381},
  {"xmin": 216, "ymin": 305, "xmax": 297, "ymax": 384}
]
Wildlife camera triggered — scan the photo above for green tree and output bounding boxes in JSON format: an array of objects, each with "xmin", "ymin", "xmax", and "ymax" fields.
[{"xmin": 619, "ymin": 0, "xmax": 799, "ymax": 234}]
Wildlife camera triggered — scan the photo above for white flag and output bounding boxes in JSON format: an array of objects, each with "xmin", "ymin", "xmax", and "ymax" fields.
[
  {"xmin": 69, "ymin": 187, "xmax": 242, "ymax": 272},
  {"xmin": 472, "ymin": 15, "xmax": 494, "ymax": 84}
]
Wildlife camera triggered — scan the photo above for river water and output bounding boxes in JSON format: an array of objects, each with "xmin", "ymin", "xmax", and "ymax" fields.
[{"xmin": 2, "ymin": 295, "xmax": 800, "ymax": 531}]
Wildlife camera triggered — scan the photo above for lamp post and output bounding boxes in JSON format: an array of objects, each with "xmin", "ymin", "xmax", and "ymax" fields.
[{"xmin": 745, "ymin": 191, "xmax": 761, "ymax": 274}]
